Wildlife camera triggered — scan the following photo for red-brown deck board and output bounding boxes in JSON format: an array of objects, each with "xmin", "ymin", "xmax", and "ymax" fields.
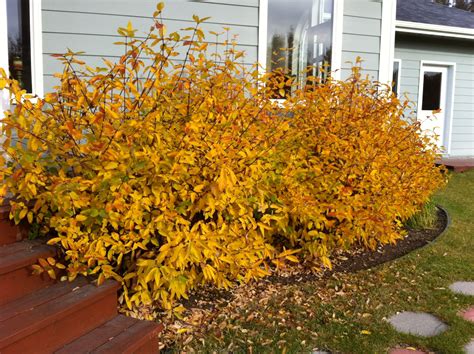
[{"xmin": 437, "ymin": 157, "xmax": 474, "ymax": 172}]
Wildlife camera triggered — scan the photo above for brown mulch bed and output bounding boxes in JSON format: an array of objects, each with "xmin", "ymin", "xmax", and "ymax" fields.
[
  {"xmin": 159, "ymin": 207, "xmax": 449, "ymax": 350},
  {"xmin": 183, "ymin": 207, "xmax": 448, "ymax": 303},
  {"xmin": 331, "ymin": 206, "xmax": 448, "ymax": 274}
]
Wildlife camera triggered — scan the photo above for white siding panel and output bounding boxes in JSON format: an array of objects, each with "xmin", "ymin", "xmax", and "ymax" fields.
[
  {"xmin": 399, "ymin": 68, "xmax": 419, "ymax": 79},
  {"xmin": 42, "ymin": 0, "xmax": 258, "ymax": 26},
  {"xmin": 341, "ymin": 52, "xmax": 379, "ymax": 71},
  {"xmin": 343, "ymin": 16, "xmax": 381, "ymax": 36},
  {"xmin": 341, "ymin": 1, "xmax": 383, "ymax": 80},
  {"xmin": 340, "ymin": 68, "xmax": 378, "ymax": 80},
  {"xmin": 42, "ymin": 33, "xmax": 257, "ymax": 62},
  {"xmin": 342, "ymin": 34, "xmax": 380, "ymax": 54},
  {"xmin": 455, "ymin": 95, "xmax": 474, "ymax": 104},
  {"xmin": 344, "ymin": 1, "xmax": 382, "ymax": 19},
  {"xmin": 42, "ymin": 11, "xmax": 258, "ymax": 46},
  {"xmin": 41, "ymin": 0, "xmax": 259, "ymax": 93}
]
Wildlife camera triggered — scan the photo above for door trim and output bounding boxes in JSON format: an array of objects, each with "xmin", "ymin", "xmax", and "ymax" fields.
[{"xmin": 417, "ymin": 60, "xmax": 456, "ymax": 155}]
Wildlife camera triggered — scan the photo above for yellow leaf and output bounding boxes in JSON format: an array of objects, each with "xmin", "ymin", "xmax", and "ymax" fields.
[
  {"xmin": 97, "ymin": 273, "xmax": 105, "ymax": 286},
  {"xmin": 19, "ymin": 208, "xmax": 28, "ymax": 220},
  {"xmin": 47, "ymin": 269, "xmax": 57, "ymax": 280},
  {"xmin": 104, "ymin": 161, "xmax": 118, "ymax": 170},
  {"xmin": 193, "ymin": 184, "xmax": 205, "ymax": 193},
  {"xmin": 285, "ymin": 255, "xmax": 299, "ymax": 263},
  {"xmin": 55, "ymin": 263, "xmax": 66, "ymax": 269},
  {"xmin": 76, "ymin": 215, "xmax": 87, "ymax": 221},
  {"xmin": 47, "ymin": 237, "xmax": 62, "ymax": 245},
  {"xmin": 27, "ymin": 211, "xmax": 34, "ymax": 224}
]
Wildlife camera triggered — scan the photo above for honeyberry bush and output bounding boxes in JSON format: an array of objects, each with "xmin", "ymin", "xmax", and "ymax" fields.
[{"xmin": 0, "ymin": 3, "xmax": 445, "ymax": 316}]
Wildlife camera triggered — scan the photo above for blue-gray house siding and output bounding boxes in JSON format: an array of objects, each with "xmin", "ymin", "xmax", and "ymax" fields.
[
  {"xmin": 341, "ymin": 0, "xmax": 383, "ymax": 80},
  {"xmin": 40, "ymin": 0, "xmax": 473, "ymax": 157},
  {"xmin": 41, "ymin": 0, "xmax": 385, "ymax": 91},
  {"xmin": 395, "ymin": 33, "xmax": 474, "ymax": 156},
  {"xmin": 41, "ymin": 0, "xmax": 260, "ymax": 92}
]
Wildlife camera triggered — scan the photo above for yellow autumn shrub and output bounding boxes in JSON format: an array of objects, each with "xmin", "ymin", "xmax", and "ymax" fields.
[
  {"xmin": 0, "ymin": 3, "xmax": 445, "ymax": 315},
  {"xmin": 276, "ymin": 72, "xmax": 446, "ymax": 264}
]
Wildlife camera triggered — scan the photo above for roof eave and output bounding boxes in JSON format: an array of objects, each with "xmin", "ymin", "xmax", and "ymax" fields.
[{"xmin": 395, "ymin": 20, "xmax": 474, "ymax": 40}]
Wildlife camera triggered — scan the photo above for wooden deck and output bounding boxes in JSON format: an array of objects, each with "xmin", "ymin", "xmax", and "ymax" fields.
[{"xmin": 437, "ymin": 157, "xmax": 474, "ymax": 172}]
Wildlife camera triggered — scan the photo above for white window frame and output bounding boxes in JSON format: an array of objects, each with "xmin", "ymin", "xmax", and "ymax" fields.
[
  {"xmin": 258, "ymin": 0, "xmax": 344, "ymax": 80},
  {"xmin": 0, "ymin": 0, "xmax": 43, "ymax": 99},
  {"xmin": 417, "ymin": 60, "xmax": 456, "ymax": 155},
  {"xmin": 379, "ymin": 0, "xmax": 397, "ymax": 83},
  {"xmin": 392, "ymin": 58, "xmax": 401, "ymax": 95}
]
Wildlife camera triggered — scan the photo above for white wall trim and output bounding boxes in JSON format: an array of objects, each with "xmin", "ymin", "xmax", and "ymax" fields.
[
  {"xmin": 331, "ymin": 0, "xmax": 344, "ymax": 80},
  {"xmin": 417, "ymin": 60, "xmax": 456, "ymax": 155},
  {"xmin": 30, "ymin": 0, "xmax": 43, "ymax": 98},
  {"xmin": 379, "ymin": 0, "xmax": 397, "ymax": 83},
  {"xmin": 257, "ymin": 0, "xmax": 268, "ymax": 77},
  {"xmin": 257, "ymin": 0, "xmax": 345, "ymax": 79},
  {"xmin": 396, "ymin": 20, "xmax": 474, "ymax": 40}
]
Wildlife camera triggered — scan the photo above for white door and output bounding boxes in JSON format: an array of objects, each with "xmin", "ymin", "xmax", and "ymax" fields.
[{"xmin": 418, "ymin": 65, "xmax": 449, "ymax": 151}]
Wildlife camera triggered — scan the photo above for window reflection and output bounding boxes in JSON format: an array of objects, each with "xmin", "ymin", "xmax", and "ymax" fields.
[
  {"xmin": 7, "ymin": 0, "xmax": 32, "ymax": 92},
  {"xmin": 422, "ymin": 72, "xmax": 442, "ymax": 111},
  {"xmin": 392, "ymin": 61, "xmax": 400, "ymax": 96},
  {"xmin": 267, "ymin": 0, "xmax": 333, "ymax": 91}
]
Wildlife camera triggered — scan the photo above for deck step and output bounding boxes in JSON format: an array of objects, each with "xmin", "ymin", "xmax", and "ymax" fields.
[
  {"xmin": 56, "ymin": 315, "xmax": 162, "ymax": 354},
  {"xmin": 437, "ymin": 157, "xmax": 474, "ymax": 172},
  {"xmin": 0, "ymin": 277, "xmax": 88, "ymax": 321},
  {"xmin": 0, "ymin": 205, "xmax": 29, "ymax": 246},
  {"xmin": 0, "ymin": 240, "xmax": 55, "ymax": 305},
  {"xmin": 0, "ymin": 280, "xmax": 119, "ymax": 354}
]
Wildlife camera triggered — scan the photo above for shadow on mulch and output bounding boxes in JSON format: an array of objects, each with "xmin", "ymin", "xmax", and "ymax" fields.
[{"xmin": 182, "ymin": 207, "xmax": 449, "ymax": 309}]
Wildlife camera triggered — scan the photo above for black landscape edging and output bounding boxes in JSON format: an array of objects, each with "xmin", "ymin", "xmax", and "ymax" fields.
[
  {"xmin": 259, "ymin": 204, "xmax": 451, "ymax": 285},
  {"xmin": 328, "ymin": 204, "xmax": 450, "ymax": 275}
]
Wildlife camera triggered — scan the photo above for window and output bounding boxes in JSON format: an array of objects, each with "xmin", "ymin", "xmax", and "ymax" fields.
[
  {"xmin": 1, "ymin": 0, "xmax": 42, "ymax": 101},
  {"xmin": 266, "ymin": 0, "xmax": 334, "ymax": 89},
  {"xmin": 392, "ymin": 59, "xmax": 401, "ymax": 96},
  {"xmin": 6, "ymin": 0, "xmax": 32, "ymax": 92},
  {"xmin": 421, "ymin": 71, "xmax": 442, "ymax": 110}
]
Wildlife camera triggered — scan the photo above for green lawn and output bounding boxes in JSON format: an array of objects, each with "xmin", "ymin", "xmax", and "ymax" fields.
[{"xmin": 172, "ymin": 171, "xmax": 474, "ymax": 353}]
